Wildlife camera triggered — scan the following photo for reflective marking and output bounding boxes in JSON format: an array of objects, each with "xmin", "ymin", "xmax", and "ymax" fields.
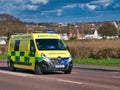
[
  {"xmin": 0, "ymin": 70, "xmax": 33, "ymax": 77},
  {"xmin": 57, "ymin": 79, "xmax": 83, "ymax": 85},
  {"xmin": 112, "ymin": 76, "xmax": 120, "ymax": 79}
]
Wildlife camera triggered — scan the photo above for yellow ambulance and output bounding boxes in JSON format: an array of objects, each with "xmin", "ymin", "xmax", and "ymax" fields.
[{"xmin": 7, "ymin": 30, "xmax": 73, "ymax": 74}]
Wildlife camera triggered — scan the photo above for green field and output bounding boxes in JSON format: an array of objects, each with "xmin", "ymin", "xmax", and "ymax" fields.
[{"xmin": 73, "ymin": 58, "xmax": 120, "ymax": 66}]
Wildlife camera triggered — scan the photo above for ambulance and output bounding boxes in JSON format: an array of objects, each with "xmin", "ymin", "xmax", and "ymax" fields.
[{"xmin": 7, "ymin": 30, "xmax": 73, "ymax": 74}]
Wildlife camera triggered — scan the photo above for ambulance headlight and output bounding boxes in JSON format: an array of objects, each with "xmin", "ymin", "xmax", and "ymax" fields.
[
  {"xmin": 68, "ymin": 55, "xmax": 72, "ymax": 63},
  {"xmin": 41, "ymin": 53, "xmax": 51, "ymax": 63}
]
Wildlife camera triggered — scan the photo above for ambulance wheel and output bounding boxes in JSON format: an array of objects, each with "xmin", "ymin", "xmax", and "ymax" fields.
[
  {"xmin": 64, "ymin": 67, "xmax": 72, "ymax": 74},
  {"xmin": 9, "ymin": 61, "xmax": 15, "ymax": 71},
  {"xmin": 34, "ymin": 63, "xmax": 43, "ymax": 75},
  {"xmin": 64, "ymin": 70, "xmax": 71, "ymax": 74}
]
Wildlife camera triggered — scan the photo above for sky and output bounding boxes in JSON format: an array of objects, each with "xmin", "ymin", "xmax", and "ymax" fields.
[{"xmin": 0, "ymin": 0, "xmax": 120, "ymax": 23}]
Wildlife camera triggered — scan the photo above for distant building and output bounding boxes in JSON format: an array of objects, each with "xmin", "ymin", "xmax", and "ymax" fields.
[
  {"xmin": 85, "ymin": 29, "xmax": 102, "ymax": 39},
  {"xmin": 0, "ymin": 40, "xmax": 6, "ymax": 45},
  {"xmin": 58, "ymin": 23, "xmax": 68, "ymax": 27},
  {"xmin": 59, "ymin": 33, "xmax": 69, "ymax": 40},
  {"xmin": 112, "ymin": 21, "xmax": 118, "ymax": 28},
  {"xmin": 0, "ymin": 36, "xmax": 7, "ymax": 45}
]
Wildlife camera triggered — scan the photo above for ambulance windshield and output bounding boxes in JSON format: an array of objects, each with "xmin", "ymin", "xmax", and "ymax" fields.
[{"xmin": 36, "ymin": 39, "xmax": 66, "ymax": 50}]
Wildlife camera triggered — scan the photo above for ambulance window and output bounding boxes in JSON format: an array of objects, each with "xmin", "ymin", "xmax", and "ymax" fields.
[
  {"xmin": 30, "ymin": 40, "xmax": 35, "ymax": 52},
  {"xmin": 14, "ymin": 40, "xmax": 20, "ymax": 51},
  {"xmin": 36, "ymin": 39, "xmax": 66, "ymax": 50}
]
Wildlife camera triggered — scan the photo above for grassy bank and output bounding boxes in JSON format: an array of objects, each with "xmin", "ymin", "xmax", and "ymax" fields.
[
  {"xmin": 73, "ymin": 58, "xmax": 120, "ymax": 66},
  {"xmin": 0, "ymin": 54, "xmax": 120, "ymax": 66},
  {"xmin": 0, "ymin": 55, "xmax": 7, "ymax": 60}
]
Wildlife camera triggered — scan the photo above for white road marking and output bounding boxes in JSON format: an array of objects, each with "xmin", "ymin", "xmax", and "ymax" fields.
[
  {"xmin": 72, "ymin": 71, "xmax": 79, "ymax": 74},
  {"xmin": 0, "ymin": 70, "xmax": 83, "ymax": 85},
  {"xmin": 112, "ymin": 76, "xmax": 120, "ymax": 79},
  {"xmin": 0, "ymin": 70, "xmax": 33, "ymax": 77},
  {"xmin": 57, "ymin": 79, "xmax": 83, "ymax": 85},
  {"xmin": 112, "ymin": 72, "xmax": 119, "ymax": 74}
]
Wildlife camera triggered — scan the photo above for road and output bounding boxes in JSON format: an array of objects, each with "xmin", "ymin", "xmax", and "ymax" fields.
[{"xmin": 0, "ymin": 61, "xmax": 120, "ymax": 90}]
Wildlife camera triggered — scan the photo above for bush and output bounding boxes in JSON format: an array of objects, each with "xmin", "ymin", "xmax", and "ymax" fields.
[
  {"xmin": 116, "ymin": 49, "xmax": 120, "ymax": 58},
  {"xmin": 0, "ymin": 45, "xmax": 7, "ymax": 55},
  {"xmin": 69, "ymin": 46, "xmax": 92, "ymax": 58},
  {"xmin": 69, "ymin": 46, "xmax": 120, "ymax": 59},
  {"xmin": 91, "ymin": 48, "xmax": 114, "ymax": 59},
  {"xmin": 66, "ymin": 40, "xmax": 120, "ymax": 59}
]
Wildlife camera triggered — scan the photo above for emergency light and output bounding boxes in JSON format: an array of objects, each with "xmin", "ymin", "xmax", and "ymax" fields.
[{"xmin": 45, "ymin": 30, "xmax": 56, "ymax": 33}]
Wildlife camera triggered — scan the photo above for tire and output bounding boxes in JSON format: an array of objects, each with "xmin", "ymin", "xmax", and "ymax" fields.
[
  {"xmin": 9, "ymin": 61, "xmax": 15, "ymax": 71},
  {"xmin": 34, "ymin": 63, "xmax": 43, "ymax": 75},
  {"xmin": 64, "ymin": 66, "xmax": 72, "ymax": 74}
]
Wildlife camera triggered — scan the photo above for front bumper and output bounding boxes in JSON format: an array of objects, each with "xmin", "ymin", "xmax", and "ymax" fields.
[{"xmin": 40, "ymin": 61, "xmax": 73, "ymax": 72}]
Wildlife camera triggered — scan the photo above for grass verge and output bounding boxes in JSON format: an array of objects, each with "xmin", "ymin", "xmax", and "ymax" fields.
[
  {"xmin": 73, "ymin": 58, "xmax": 120, "ymax": 66},
  {"xmin": 0, "ymin": 55, "xmax": 7, "ymax": 60},
  {"xmin": 0, "ymin": 54, "xmax": 120, "ymax": 66}
]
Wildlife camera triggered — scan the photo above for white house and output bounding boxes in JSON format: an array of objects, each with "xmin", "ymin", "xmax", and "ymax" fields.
[
  {"xmin": 85, "ymin": 29, "xmax": 102, "ymax": 39},
  {"xmin": 0, "ymin": 36, "xmax": 7, "ymax": 45},
  {"xmin": 59, "ymin": 33, "xmax": 69, "ymax": 40},
  {"xmin": 0, "ymin": 40, "xmax": 6, "ymax": 45}
]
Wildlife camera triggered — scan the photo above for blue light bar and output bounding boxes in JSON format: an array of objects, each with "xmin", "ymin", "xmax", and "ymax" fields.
[{"xmin": 45, "ymin": 30, "xmax": 56, "ymax": 33}]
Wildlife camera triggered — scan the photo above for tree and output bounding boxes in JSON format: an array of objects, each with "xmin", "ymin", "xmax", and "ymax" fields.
[{"xmin": 98, "ymin": 22, "xmax": 118, "ymax": 36}]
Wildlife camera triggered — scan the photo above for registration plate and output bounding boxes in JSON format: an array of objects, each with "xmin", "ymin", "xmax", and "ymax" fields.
[{"xmin": 55, "ymin": 65, "xmax": 65, "ymax": 68}]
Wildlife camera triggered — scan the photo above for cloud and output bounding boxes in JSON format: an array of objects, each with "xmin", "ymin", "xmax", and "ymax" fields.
[
  {"xmin": 63, "ymin": 4, "xmax": 77, "ymax": 9},
  {"xmin": 40, "ymin": 9, "xmax": 56, "ymax": 15},
  {"xmin": 104, "ymin": 3, "xmax": 111, "ymax": 7},
  {"xmin": 91, "ymin": 0, "xmax": 113, "ymax": 7},
  {"xmin": 13, "ymin": 0, "xmax": 26, "ymax": 3},
  {"xmin": 79, "ymin": 4, "xmax": 96, "ymax": 11},
  {"xmin": 86, "ymin": 4, "xmax": 97, "ymax": 11},
  {"xmin": 57, "ymin": 9, "xmax": 62, "ymax": 16},
  {"xmin": 79, "ymin": 4, "xmax": 84, "ymax": 9},
  {"xmin": 113, "ymin": 3, "xmax": 120, "ymax": 8},
  {"xmin": 79, "ymin": 0, "xmax": 114, "ymax": 11},
  {"xmin": 23, "ymin": 4, "xmax": 38, "ymax": 11},
  {"xmin": 31, "ymin": 0, "xmax": 49, "ymax": 4},
  {"xmin": 91, "ymin": 0, "xmax": 113, "ymax": 4},
  {"xmin": 41, "ymin": 9, "xmax": 63, "ymax": 16},
  {"xmin": 40, "ymin": 8, "xmax": 63, "ymax": 17}
]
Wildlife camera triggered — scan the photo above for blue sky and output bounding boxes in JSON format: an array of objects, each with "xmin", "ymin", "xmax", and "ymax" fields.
[{"xmin": 0, "ymin": 0, "xmax": 120, "ymax": 22}]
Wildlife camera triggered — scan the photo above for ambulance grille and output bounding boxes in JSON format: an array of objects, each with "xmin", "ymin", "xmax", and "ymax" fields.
[
  {"xmin": 50, "ymin": 58, "xmax": 68, "ymax": 65},
  {"xmin": 50, "ymin": 58, "xmax": 59, "ymax": 65}
]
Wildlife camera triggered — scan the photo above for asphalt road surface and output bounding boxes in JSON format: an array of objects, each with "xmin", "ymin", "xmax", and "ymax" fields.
[{"xmin": 0, "ymin": 62, "xmax": 120, "ymax": 90}]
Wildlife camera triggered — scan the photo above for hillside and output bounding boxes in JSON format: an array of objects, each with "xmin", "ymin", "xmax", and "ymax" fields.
[
  {"xmin": 0, "ymin": 13, "xmax": 120, "ymax": 39},
  {"xmin": 0, "ymin": 13, "xmax": 19, "ymax": 21},
  {"xmin": 0, "ymin": 13, "xmax": 26, "ymax": 36}
]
